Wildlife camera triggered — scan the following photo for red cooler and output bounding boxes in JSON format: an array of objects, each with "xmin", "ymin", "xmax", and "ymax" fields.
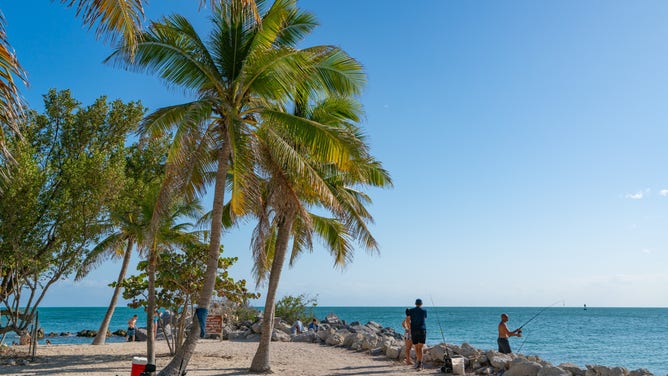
[{"xmin": 131, "ymin": 356, "xmax": 147, "ymax": 376}]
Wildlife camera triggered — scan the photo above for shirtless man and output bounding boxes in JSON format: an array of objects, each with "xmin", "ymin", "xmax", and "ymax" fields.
[
  {"xmin": 127, "ymin": 314, "xmax": 138, "ymax": 342},
  {"xmin": 497, "ymin": 313, "xmax": 522, "ymax": 354}
]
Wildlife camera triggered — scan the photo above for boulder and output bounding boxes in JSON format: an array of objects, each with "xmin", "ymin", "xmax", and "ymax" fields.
[
  {"xmin": 628, "ymin": 369, "xmax": 653, "ymax": 376},
  {"xmin": 386, "ymin": 346, "xmax": 401, "ymax": 359},
  {"xmin": 318, "ymin": 327, "xmax": 334, "ymax": 342},
  {"xmin": 424, "ymin": 344, "xmax": 449, "ymax": 364},
  {"xmin": 227, "ymin": 330, "xmax": 247, "ymax": 341},
  {"xmin": 360, "ymin": 333, "xmax": 380, "ymax": 351},
  {"xmin": 486, "ymin": 351, "xmax": 513, "ymax": 369},
  {"xmin": 366, "ymin": 321, "xmax": 383, "ymax": 332},
  {"xmin": 325, "ymin": 331, "xmax": 346, "ymax": 346},
  {"xmin": 586, "ymin": 365, "xmax": 628, "ymax": 376},
  {"xmin": 274, "ymin": 320, "xmax": 292, "ymax": 334},
  {"xmin": 538, "ymin": 366, "xmax": 571, "ymax": 376},
  {"xmin": 559, "ymin": 363, "xmax": 586, "ymax": 376},
  {"xmin": 251, "ymin": 321, "xmax": 262, "ymax": 334},
  {"xmin": 460, "ymin": 342, "xmax": 482, "ymax": 358},
  {"xmin": 293, "ymin": 332, "xmax": 318, "ymax": 343},
  {"xmin": 505, "ymin": 358, "xmax": 543, "ymax": 376},
  {"xmin": 369, "ymin": 347, "xmax": 384, "ymax": 356},
  {"xmin": 135, "ymin": 328, "xmax": 148, "ymax": 341},
  {"xmin": 76, "ymin": 329, "xmax": 97, "ymax": 337},
  {"xmin": 344, "ymin": 333, "xmax": 363, "ymax": 348},
  {"xmin": 325, "ymin": 313, "xmax": 341, "ymax": 325},
  {"xmin": 271, "ymin": 329, "xmax": 291, "ymax": 342}
]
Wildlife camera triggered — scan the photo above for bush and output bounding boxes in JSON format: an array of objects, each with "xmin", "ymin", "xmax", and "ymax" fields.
[{"xmin": 275, "ymin": 294, "xmax": 318, "ymax": 324}]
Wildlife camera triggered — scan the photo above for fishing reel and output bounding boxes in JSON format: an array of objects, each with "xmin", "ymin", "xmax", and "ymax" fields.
[{"xmin": 440, "ymin": 355, "xmax": 453, "ymax": 373}]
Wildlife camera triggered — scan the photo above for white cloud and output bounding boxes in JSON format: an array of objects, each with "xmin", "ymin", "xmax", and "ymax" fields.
[
  {"xmin": 624, "ymin": 188, "xmax": 648, "ymax": 200},
  {"xmin": 660, "ymin": 189, "xmax": 668, "ymax": 197},
  {"xmin": 625, "ymin": 191, "xmax": 644, "ymax": 199}
]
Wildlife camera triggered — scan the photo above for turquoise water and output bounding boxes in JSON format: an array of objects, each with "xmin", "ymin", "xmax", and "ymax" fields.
[{"xmin": 3, "ymin": 306, "xmax": 666, "ymax": 375}]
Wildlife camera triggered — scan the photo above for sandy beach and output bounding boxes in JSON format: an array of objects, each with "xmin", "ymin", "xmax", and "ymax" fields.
[{"xmin": 2, "ymin": 339, "xmax": 440, "ymax": 375}]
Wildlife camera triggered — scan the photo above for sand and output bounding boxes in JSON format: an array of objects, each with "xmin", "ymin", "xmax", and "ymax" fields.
[{"xmin": 2, "ymin": 339, "xmax": 440, "ymax": 375}]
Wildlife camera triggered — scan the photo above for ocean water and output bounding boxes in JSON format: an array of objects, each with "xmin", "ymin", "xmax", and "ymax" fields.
[{"xmin": 2, "ymin": 306, "xmax": 666, "ymax": 375}]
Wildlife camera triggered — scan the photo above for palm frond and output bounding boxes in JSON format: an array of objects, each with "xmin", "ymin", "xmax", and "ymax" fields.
[
  {"xmin": 62, "ymin": 0, "xmax": 144, "ymax": 54},
  {"xmin": 0, "ymin": 11, "xmax": 27, "ymax": 143},
  {"xmin": 106, "ymin": 14, "xmax": 222, "ymax": 94}
]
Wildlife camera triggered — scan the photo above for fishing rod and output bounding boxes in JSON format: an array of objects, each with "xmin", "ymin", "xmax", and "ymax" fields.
[
  {"xmin": 430, "ymin": 296, "xmax": 454, "ymax": 374},
  {"xmin": 430, "ymin": 296, "xmax": 447, "ymax": 344},
  {"xmin": 517, "ymin": 299, "xmax": 564, "ymax": 332},
  {"xmin": 515, "ymin": 299, "xmax": 564, "ymax": 353}
]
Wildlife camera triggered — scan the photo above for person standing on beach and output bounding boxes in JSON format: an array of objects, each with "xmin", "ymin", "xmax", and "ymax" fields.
[
  {"xmin": 497, "ymin": 313, "xmax": 522, "ymax": 354},
  {"xmin": 402, "ymin": 308, "xmax": 413, "ymax": 365},
  {"xmin": 127, "ymin": 314, "xmax": 138, "ymax": 342},
  {"xmin": 408, "ymin": 299, "xmax": 427, "ymax": 370}
]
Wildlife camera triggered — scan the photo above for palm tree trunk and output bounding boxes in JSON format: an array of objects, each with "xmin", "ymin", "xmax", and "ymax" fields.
[
  {"xmin": 250, "ymin": 213, "xmax": 296, "ymax": 373},
  {"xmin": 92, "ymin": 239, "xmax": 134, "ymax": 345},
  {"xmin": 146, "ymin": 243, "xmax": 158, "ymax": 365},
  {"xmin": 158, "ymin": 142, "xmax": 230, "ymax": 376}
]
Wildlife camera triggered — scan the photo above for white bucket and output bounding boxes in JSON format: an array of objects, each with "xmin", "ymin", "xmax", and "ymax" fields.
[{"xmin": 451, "ymin": 355, "xmax": 465, "ymax": 375}]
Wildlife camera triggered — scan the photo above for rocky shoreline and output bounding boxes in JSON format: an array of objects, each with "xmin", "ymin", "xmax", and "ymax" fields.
[{"xmin": 224, "ymin": 312, "xmax": 654, "ymax": 376}]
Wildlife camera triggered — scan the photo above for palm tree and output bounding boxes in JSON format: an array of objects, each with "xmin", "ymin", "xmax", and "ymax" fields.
[
  {"xmin": 79, "ymin": 211, "xmax": 143, "ymax": 345},
  {"xmin": 106, "ymin": 1, "xmax": 364, "ymax": 374},
  {"xmin": 248, "ymin": 95, "xmax": 391, "ymax": 372}
]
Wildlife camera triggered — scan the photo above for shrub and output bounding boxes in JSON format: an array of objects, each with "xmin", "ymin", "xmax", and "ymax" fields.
[{"xmin": 275, "ymin": 294, "xmax": 318, "ymax": 324}]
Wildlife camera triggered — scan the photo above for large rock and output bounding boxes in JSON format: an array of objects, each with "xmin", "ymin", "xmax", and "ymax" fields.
[
  {"xmin": 538, "ymin": 366, "xmax": 571, "ymax": 376},
  {"xmin": 227, "ymin": 330, "xmax": 247, "ymax": 341},
  {"xmin": 293, "ymin": 332, "xmax": 318, "ymax": 343},
  {"xmin": 559, "ymin": 363, "xmax": 586, "ymax": 376},
  {"xmin": 273, "ymin": 319, "xmax": 292, "ymax": 334},
  {"xmin": 586, "ymin": 365, "xmax": 628, "ymax": 376},
  {"xmin": 628, "ymin": 369, "xmax": 653, "ymax": 376},
  {"xmin": 271, "ymin": 329, "xmax": 291, "ymax": 342},
  {"xmin": 251, "ymin": 321, "xmax": 262, "ymax": 334},
  {"xmin": 486, "ymin": 351, "xmax": 513, "ymax": 369},
  {"xmin": 459, "ymin": 342, "xmax": 482, "ymax": 358},
  {"xmin": 505, "ymin": 358, "xmax": 543, "ymax": 376},
  {"xmin": 325, "ymin": 330, "xmax": 347, "ymax": 346},
  {"xmin": 360, "ymin": 333, "xmax": 380, "ymax": 351},
  {"xmin": 325, "ymin": 313, "xmax": 341, "ymax": 325},
  {"xmin": 424, "ymin": 344, "xmax": 449, "ymax": 364},
  {"xmin": 344, "ymin": 333, "xmax": 363, "ymax": 348},
  {"xmin": 318, "ymin": 327, "xmax": 333, "ymax": 342},
  {"xmin": 386, "ymin": 346, "xmax": 401, "ymax": 359}
]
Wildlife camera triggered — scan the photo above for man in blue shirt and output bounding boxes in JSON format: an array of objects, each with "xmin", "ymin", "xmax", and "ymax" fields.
[{"xmin": 408, "ymin": 298, "xmax": 427, "ymax": 370}]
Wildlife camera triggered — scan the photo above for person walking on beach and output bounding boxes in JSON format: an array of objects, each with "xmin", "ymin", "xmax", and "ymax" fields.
[
  {"xmin": 126, "ymin": 314, "xmax": 138, "ymax": 342},
  {"xmin": 408, "ymin": 299, "xmax": 427, "ymax": 370},
  {"xmin": 402, "ymin": 308, "xmax": 413, "ymax": 365},
  {"xmin": 497, "ymin": 313, "xmax": 522, "ymax": 354}
]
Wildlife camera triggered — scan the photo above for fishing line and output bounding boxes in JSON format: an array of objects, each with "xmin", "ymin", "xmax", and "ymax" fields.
[
  {"xmin": 429, "ymin": 296, "xmax": 447, "ymax": 344},
  {"xmin": 515, "ymin": 299, "xmax": 564, "ymax": 353}
]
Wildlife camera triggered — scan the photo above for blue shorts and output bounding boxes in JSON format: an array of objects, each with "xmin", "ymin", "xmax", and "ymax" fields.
[{"xmin": 127, "ymin": 328, "xmax": 136, "ymax": 336}]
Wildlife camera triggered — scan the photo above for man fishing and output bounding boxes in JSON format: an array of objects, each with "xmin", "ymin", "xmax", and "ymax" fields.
[
  {"xmin": 408, "ymin": 299, "xmax": 427, "ymax": 370},
  {"xmin": 497, "ymin": 313, "xmax": 522, "ymax": 354}
]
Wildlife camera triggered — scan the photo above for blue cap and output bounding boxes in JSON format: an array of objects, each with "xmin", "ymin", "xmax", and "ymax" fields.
[{"xmin": 415, "ymin": 298, "xmax": 423, "ymax": 305}]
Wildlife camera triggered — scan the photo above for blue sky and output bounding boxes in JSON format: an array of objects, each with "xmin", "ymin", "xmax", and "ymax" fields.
[{"xmin": 4, "ymin": 1, "xmax": 668, "ymax": 307}]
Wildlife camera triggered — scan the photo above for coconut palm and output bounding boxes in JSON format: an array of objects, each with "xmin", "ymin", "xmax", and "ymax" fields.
[
  {"xmin": 106, "ymin": 1, "xmax": 364, "ymax": 374},
  {"xmin": 248, "ymin": 94, "xmax": 391, "ymax": 372}
]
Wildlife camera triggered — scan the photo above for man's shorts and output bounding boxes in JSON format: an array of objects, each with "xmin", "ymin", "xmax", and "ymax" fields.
[
  {"xmin": 411, "ymin": 329, "xmax": 426, "ymax": 344},
  {"xmin": 497, "ymin": 337, "xmax": 512, "ymax": 354}
]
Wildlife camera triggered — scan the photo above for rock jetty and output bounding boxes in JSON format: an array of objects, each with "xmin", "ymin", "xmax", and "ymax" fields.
[{"xmin": 224, "ymin": 312, "xmax": 654, "ymax": 376}]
